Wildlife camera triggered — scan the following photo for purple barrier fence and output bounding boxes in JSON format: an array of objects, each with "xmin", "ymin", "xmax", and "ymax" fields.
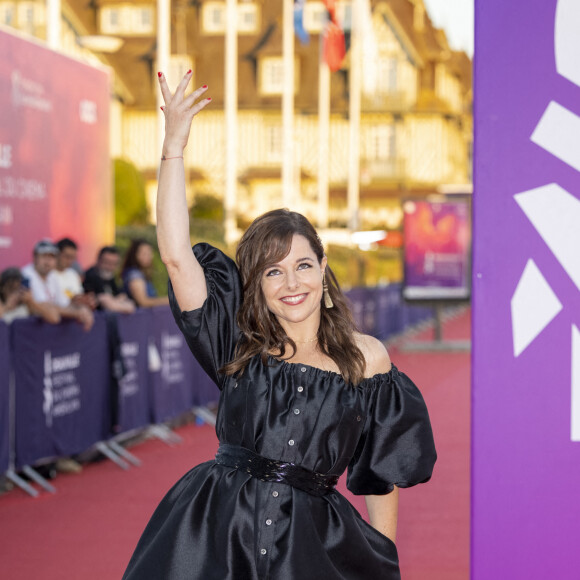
[
  {"xmin": 0, "ymin": 322, "xmax": 10, "ymax": 473},
  {"xmin": 12, "ymin": 317, "xmax": 110, "ymax": 468},
  {"xmin": 1, "ymin": 290, "xmax": 431, "ymax": 474},
  {"xmin": 150, "ymin": 307, "xmax": 197, "ymax": 422},
  {"xmin": 116, "ymin": 310, "xmax": 153, "ymax": 433},
  {"xmin": 345, "ymin": 285, "xmax": 434, "ymax": 340},
  {"xmin": 191, "ymin": 356, "xmax": 220, "ymax": 407}
]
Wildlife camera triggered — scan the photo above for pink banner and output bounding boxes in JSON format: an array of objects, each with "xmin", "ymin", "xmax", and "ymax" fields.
[{"xmin": 0, "ymin": 29, "xmax": 112, "ymax": 270}]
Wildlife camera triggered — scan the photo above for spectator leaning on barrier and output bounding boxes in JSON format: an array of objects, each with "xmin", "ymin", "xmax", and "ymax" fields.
[
  {"xmin": 55, "ymin": 237, "xmax": 96, "ymax": 310},
  {"xmin": 83, "ymin": 246, "xmax": 135, "ymax": 314},
  {"xmin": 122, "ymin": 239, "xmax": 169, "ymax": 308},
  {"xmin": 21, "ymin": 240, "xmax": 94, "ymax": 331},
  {"xmin": 0, "ymin": 267, "xmax": 60, "ymax": 324}
]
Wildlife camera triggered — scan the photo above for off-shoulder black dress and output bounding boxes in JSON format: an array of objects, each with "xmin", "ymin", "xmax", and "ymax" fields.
[{"xmin": 122, "ymin": 244, "xmax": 437, "ymax": 580}]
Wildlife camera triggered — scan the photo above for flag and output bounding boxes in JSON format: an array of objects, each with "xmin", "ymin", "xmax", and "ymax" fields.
[
  {"xmin": 322, "ymin": 0, "xmax": 337, "ymax": 22},
  {"xmin": 294, "ymin": 0, "xmax": 310, "ymax": 45},
  {"xmin": 322, "ymin": 1, "xmax": 345, "ymax": 72},
  {"xmin": 323, "ymin": 22, "xmax": 346, "ymax": 72}
]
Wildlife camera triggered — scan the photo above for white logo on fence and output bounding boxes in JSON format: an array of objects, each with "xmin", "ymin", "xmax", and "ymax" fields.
[
  {"xmin": 511, "ymin": 0, "xmax": 580, "ymax": 441},
  {"xmin": 119, "ymin": 342, "xmax": 140, "ymax": 397},
  {"xmin": 160, "ymin": 332, "xmax": 185, "ymax": 384},
  {"xmin": 42, "ymin": 350, "xmax": 82, "ymax": 428}
]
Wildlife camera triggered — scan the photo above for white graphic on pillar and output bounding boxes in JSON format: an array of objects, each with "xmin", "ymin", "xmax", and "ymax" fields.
[
  {"xmin": 511, "ymin": 0, "xmax": 580, "ymax": 441},
  {"xmin": 555, "ymin": 0, "xmax": 580, "ymax": 87},
  {"xmin": 514, "ymin": 184, "xmax": 580, "ymax": 291},
  {"xmin": 510, "ymin": 259, "xmax": 562, "ymax": 358},
  {"xmin": 531, "ymin": 102, "xmax": 580, "ymax": 173}
]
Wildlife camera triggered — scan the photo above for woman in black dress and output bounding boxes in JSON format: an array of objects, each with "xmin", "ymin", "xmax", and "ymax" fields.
[{"xmin": 123, "ymin": 71, "xmax": 436, "ymax": 580}]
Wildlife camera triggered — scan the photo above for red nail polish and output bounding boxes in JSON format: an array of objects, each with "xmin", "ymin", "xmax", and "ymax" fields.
[
  {"xmin": 158, "ymin": 72, "xmax": 162, "ymax": 78},
  {"xmin": 202, "ymin": 85, "xmax": 208, "ymax": 89},
  {"xmin": 187, "ymin": 69, "xmax": 192, "ymax": 74},
  {"xmin": 207, "ymin": 97, "xmax": 212, "ymax": 101},
  {"xmin": 160, "ymin": 106, "xmax": 164, "ymax": 111}
]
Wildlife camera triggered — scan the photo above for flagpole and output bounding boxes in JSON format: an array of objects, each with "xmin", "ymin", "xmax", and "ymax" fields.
[
  {"xmin": 318, "ymin": 37, "xmax": 330, "ymax": 229},
  {"xmin": 156, "ymin": 0, "xmax": 171, "ymax": 222},
  {"xmin": 224, "ymin": 0, "xmax": 238, "ymax": 245},
  {"xmin": 347, "ymin": 0, "xmax": 362, "ymax": 232},
  {"xmin": 157, "ymin": 0, "xmax": 170, "ymax": 148},
  {"xmin": 46, "ymin": 0, "xmax": 61, "ymax": 50},
  {"xmin": 282, "ymin": 0, "xmax": 295, "ymax": 209}
]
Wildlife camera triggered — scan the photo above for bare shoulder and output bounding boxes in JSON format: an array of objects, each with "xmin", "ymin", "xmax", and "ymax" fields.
[{"xmin": 354, "ymin": 333, "xmax": 392, "ymax": 378}]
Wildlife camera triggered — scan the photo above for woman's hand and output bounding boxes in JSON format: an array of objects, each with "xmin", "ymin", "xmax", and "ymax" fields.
[{"xmin": 158, "ymin": 71, "xmax": 211, "ymax": 157}]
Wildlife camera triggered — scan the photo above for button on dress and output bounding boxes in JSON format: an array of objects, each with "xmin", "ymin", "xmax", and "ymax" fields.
[{"xmin": 122, "ymin": 244, "xmax": 437, "ymax": 580}]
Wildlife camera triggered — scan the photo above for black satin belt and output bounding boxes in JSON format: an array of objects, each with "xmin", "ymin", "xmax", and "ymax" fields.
[{"xmin": 215, "ymin": 444, "xmax": 339, "ymax": 497}]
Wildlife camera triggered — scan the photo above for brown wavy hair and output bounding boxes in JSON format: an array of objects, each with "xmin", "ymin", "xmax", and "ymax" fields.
[
  {"xmin": 122, "ymin": 239, "xmax": 153, "ymax": 280},
  {"xmin": 221, "ymin": 209, "xmax": 366, "ymax": 385}
]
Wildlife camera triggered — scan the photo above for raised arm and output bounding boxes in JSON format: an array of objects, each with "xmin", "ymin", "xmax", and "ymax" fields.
[{"xmin": 156, "ymin": 70, "xmax": 212, "ymax": 312}]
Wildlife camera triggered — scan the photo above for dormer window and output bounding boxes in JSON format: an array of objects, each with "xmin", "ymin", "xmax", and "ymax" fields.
[
  {"xmin": 238, "ymin": 3, "xmax": 259, "ymax": 33},
  {"xmin": 303, "ymin": 2, "xmax": 327, "ymax": 33},
  {"xmin": 202, "ymin": 2, "xmax": 259, "ymax": 34},
  {"xmin": 202, "ymin": 1, "xmax": 225, "ymax": 33},
  {"xmin": 100, "ymin": 4, "xmax": 154, "ymax": 36}
]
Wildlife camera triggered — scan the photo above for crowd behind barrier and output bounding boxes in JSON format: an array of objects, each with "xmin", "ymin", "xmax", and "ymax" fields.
[{"xmin": 0, "ymin": 286, "xmax": 433, "ymax": 481}]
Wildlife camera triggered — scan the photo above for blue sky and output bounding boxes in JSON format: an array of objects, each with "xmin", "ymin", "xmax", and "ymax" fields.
[{"xmin": 423, "ymin": 0, "xmax": 474, "ymax": 56}]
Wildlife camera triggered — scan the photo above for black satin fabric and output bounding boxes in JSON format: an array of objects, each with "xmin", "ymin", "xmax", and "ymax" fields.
[{"xmin": 122, "ymin": 244, "xmax": 437, "ymax": 580}]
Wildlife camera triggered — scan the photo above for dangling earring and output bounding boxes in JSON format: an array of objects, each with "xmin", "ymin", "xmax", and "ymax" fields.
[{"xmin": 322, "ymin": 271, "xmax": 334, "ymax": 309}]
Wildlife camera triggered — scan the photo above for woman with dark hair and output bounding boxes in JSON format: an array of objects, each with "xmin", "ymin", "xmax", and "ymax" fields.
[
  {"xmin": 121, "ymin": 239, "xmax": 168, "ymax": 308},
  {"xmin": 123, "ymin": 72, "xmax": 436, "ymax": 579}
]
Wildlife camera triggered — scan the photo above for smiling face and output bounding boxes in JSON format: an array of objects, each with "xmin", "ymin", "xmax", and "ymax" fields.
[
  {"xmin": 98, "ymin": 251, "xmax": 120, "ymax": 280},
  {"xmin": 260, "ymin": 234, "xmax": 327, "ymax": 334}
]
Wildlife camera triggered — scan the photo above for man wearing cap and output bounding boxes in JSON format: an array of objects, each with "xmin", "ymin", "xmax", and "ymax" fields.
[{"xmin": 21, "ymin": 240, "xmax": 94, "ymax": 331}]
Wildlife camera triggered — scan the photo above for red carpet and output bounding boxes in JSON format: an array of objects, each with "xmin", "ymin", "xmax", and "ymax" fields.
[{"xmin": 0, "ymin": 310, "xmax": 470, "ymax": 579}]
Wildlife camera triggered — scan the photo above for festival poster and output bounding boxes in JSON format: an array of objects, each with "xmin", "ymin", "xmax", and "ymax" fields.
[
  {"xmin": 0, "ymin": 28, "xmax": 112, "ymax": 270},
  {"xmin": 402, "ymin": 199, "xmax": 471, "ymax": 300}
]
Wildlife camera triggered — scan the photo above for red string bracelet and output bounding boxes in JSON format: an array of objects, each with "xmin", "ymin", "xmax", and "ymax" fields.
[{"xmin": 161, "ymin": 155, "xmax": 183, "ymax": 161}]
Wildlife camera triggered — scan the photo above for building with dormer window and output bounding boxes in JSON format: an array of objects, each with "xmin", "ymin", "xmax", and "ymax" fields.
[{"xmin": 1, "ymin": 0, "xmax": 471, "ymax": 237}]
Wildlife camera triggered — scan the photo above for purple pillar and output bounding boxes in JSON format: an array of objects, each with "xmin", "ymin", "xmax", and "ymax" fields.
[{"xmin": 473, "ymin": 0, "xmax": 580, "ymax": 577}]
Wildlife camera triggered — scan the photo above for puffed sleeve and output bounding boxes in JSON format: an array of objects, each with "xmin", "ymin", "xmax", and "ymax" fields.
[
  {"xmin": 168, "ymin": 243, "xmax": 242, "ymax": 389},
  {"xmin": 346, "ymin": 365, "xmax": 437, "ymax": 495}
]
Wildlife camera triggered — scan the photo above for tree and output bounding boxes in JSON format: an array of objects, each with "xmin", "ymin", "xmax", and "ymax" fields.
[{"xmin": 114, "ymin": 158, "xmax": 149, "ymax": 226}]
